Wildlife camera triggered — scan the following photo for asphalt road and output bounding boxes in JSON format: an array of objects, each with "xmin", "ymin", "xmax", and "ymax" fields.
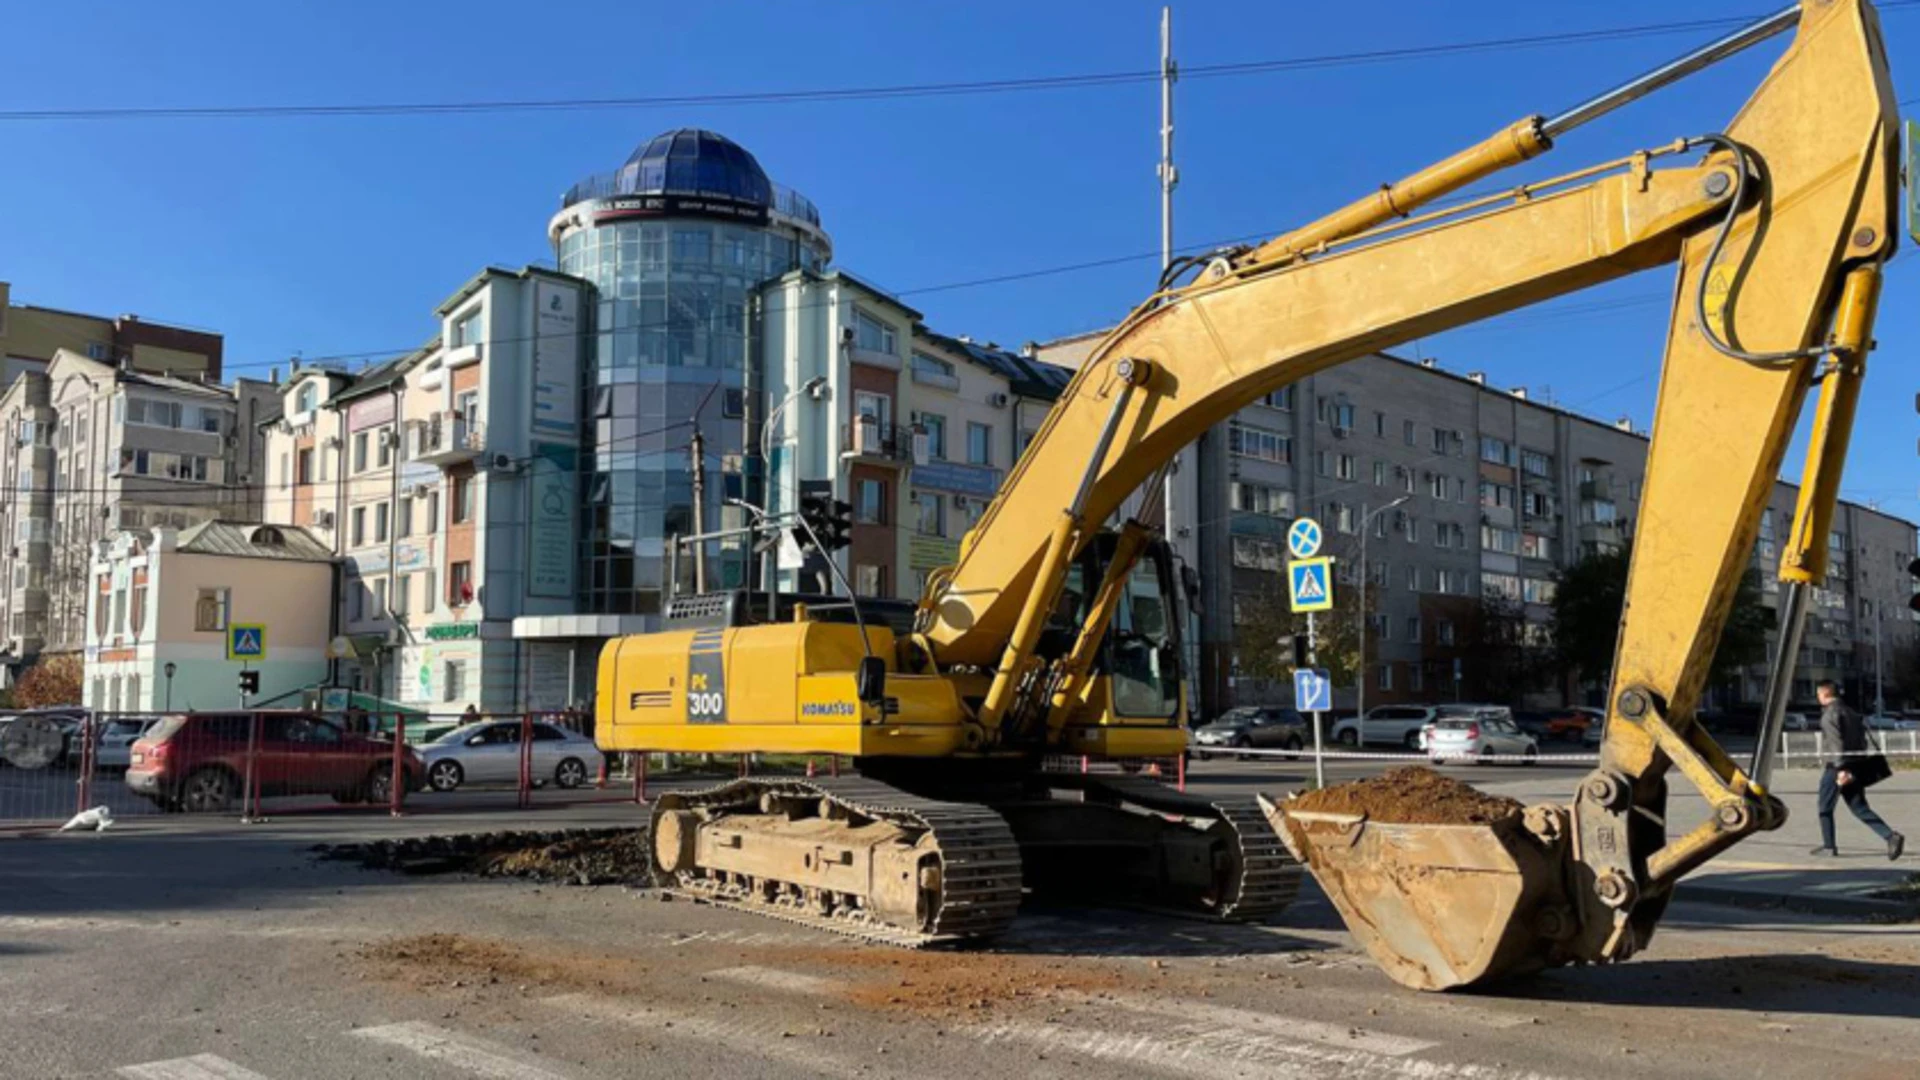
[{"xmin": 5, "ymin": 784, "xmax": 1917, "ymax": 1080}]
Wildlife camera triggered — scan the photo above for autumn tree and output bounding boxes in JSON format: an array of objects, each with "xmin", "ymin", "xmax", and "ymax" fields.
[
  {"xmin": 1233, "ymin": 573, "xmax": 1373, "ymax": 692},
  {"xmin": 13, "ymin": 654, "xmax": 83, "ymax": 708}
]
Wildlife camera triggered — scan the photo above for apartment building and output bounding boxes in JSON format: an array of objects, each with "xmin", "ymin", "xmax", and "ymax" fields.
[
  {"xmin": 264, "ymin": 266, "xmax": 594, "ymax": 714},
  {"xmin": 1032, "ymin": 338, "xmax": 1917, "ymax": 716},
  {"xmin": 0, "ymin": 280, "xmax": 223, "ymax": 386},
  {"xmin": 0, "ymin": 350, "xmax": 275, "ymax": 675}
]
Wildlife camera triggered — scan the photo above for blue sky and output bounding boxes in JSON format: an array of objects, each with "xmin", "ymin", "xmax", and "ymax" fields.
[{"xmin": 2, "ymin": 1, "xmax": 1915, "ymax": 518}]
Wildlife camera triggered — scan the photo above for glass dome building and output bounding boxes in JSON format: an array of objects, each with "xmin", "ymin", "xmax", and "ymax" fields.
[{"xmin": 550, "ymin": 130, "xmax": 832, "ymax": 615}]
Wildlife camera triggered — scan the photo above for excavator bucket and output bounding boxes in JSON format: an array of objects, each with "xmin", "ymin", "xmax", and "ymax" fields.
[{"xmin": 1260, "ymin": 796, "xmax": 1575, "ymax": 991}]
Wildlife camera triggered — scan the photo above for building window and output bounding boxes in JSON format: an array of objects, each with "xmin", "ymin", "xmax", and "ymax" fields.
[
  {"xmin": 1482, "ymin": 525, "xmax": 1521, "ymax": 554},
  {"xmin": 1438, "ymin": 619, "xmax": 1457, "ymax": 646},
  {"xmin": 398, "ymin": 497, "xmax": 413, "ymax": 538},
  {"xmin": 1317, "ymin": 397, "xmax": 1356, "ymax": 431},
  {"xmin": 444, "ymin": 660, "xmax": 467, "ymax": 702},
  {"xmin": 352, "ymin": 507, "xmax": 367, "ymax": 547},
  {"xmin": 855, "ymin": 310, "xmax": 896, "ymax": 354},
  {"xmin": 1409, "ymin": 664, "xmax": 1424, "ymax": 692},
  {"xmin": 449, "ymin": 561, "xmax": 473, "ymax": 606},
  {"xmin": 453, "ymin": 476, "xmax": 474, "ymax": 523},
  {"xmin": 452, "ymin": 308, "xmax": 482, "ymax": 348},
  {"xmin": 918, "ymin": 413, "xmax": 947, "ymax": 460},
  {"xmin": 1521, "ymin": 533, "xmax": 1553, "ymax": 560},
  {"xmin": 376, "ymin": 426, "xmax": 393, "ymax": 469},
  {"xmin": 372, "ymin": 577, "xmax": 387, "ymax": 617},
  {"xmin": 962, "ymin": 422, "xmax": 993, "ymax": 466},
  {"xmin": 854, "ymin": 390, "xmax": 892, "ymax": 429},
  {"xmin": 1229, "ymin": 422, "xmax": 1291, "ymax": 464},
  {"xmin": 425, "ymin": 490, "xmax": 441, "ymax": 534},
  {"xmin": 295, "ymin": 383, "xmax": 318, "ymax": 413},
  {"xmin": 392, "ymin": 573, "xmax": 410, "ymax": 616},
  {"xmin": 1336, "ymin": 454, "xmax": 1355, "ymax": 481},
  {"xmin": 911, "ymin": 352, "xmax": 956, "ymax": 382},
  {"xmin": 1400, "ymin": 467, "xmax": 1416, "ymax": 495},
  {"xmin": 1232, "ymin": 482, "xmax": 1292, "ymax": 518},
  {"xmin": 1484, "ymin": 572, "xmax": 1523, "ymax": 601},
  {"xmin": 1427, "ymin": 472, "xmax": 1448, "ymax": 499},
  {"xmin": 1231, "ymin": 537, "xmax": 1282, "ymax": 571},
  {"xmin": 1433, "ymin": 428, "xmax": 1452, "ymax": 454},
  {"xmin": 1401, "ymin": 513, "xmax": 1418, "ymax": 543},
  {"xmin": 1329, "ymin": 503, "xmax": 1356, "ymax": 534},
  {"xmin": 374, "ymin": 503, "xmax": 389, "ymax": 544},
  {"xmin": 914, "ymin": 491, "xmax": 945, "ymax": 537},
  {"xmin": 1434, "ymin": 569, "xmax": 1469, "ymax": 595},
  {"xmin": 353, "ymin": 432, "xmax": 368, "ymax": 473},
  {"xmin": 1403, "ymin": 419, "xmax": 1416, "ymax": 446},
  {"xmin": 130, "ymin": 576, "xmax": 147, "ymax": 637},
  {"xmin": 1372, "ymin": 411, "xmax": 1386, "ymax": 437},
  {"xmin": 1480, "ymin": 480, "xmax": 1516, "ymax": 509},
  {"xmin": 1521, "ymin": 450, "xmax": 1554, "ymax": 477},
  {"xmin": 279, "ymin": 452, "xmax": 291, "ymax": 490},
  {"xmin": 856, "ymin": 478, "xmax": 887, "ymax": 525},
  {"xmin": 1315, "ymin": 451, "xmax": 1331, "ymax": 478},
  {"xmin": 1377, "ymin": 664, "xmax": 1394, "ymax": 690},
  {"xmin": 1480, "ymin": 436, "xmax": 1513, "ymax": 465},
  {"xmin": 1405, "ymin": 615, "xmax": 1421, "ymax": 642},
  {"xmin": 1523, "ymin": 578, "xmax": 1558, "ymax": 604},
  {"xmin": 194, "ymin": 588, "xmax": 230, "ymax": 632},
  {"xmin": 295, "ymin": 448, "xmax": 313, "ymax": 485},
  {"xmin": 421, "ymin": 569, "xmax": 437, "ymax": 615},
  {"xmin": 1372, "ymin": 460, "xmax": 1386, "ymax": 487},
  {"xmin": 1524, "ymin": 490, "xmax": 1556, "ymax": 519}
]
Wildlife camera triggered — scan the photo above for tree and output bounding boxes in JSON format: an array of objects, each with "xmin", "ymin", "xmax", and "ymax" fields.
[
  {"xmin": 13, "ymin": 654, "xmax": 83, "ymax": 708},
  {"xmin": 1233, "ymin": 575, "xmax": 1371, "ymax": 691},
  {"xmin": 1462, "ymin": 597, "xmax": 1552, "ymax": 704},
  {"xmin": 1551, "ymin": 542, "xmax": 1770, "ymax": 701}
]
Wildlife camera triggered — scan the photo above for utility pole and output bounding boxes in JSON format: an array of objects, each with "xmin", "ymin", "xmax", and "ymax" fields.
[
  {"xmin": 1157, "ymin": 9, "xmax": 1181, "ymax": 546},
  {"xmin": 689, "ymin": 426, "xmax": 708, "ymax": 594},
  {"xmin": 1875, "ymin": 607, "xmax": 1886, "ymax": 716}
]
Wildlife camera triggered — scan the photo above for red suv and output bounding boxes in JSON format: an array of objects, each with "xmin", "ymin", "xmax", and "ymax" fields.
[{"xmin": 125, "ymin": 711, "xmax": 422, "ymax": 812}]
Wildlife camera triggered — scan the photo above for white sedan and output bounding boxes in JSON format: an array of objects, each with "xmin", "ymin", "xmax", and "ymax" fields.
[
  {"xmin": 419, "ymin": 720, "xmax": 599, "ymax": 792},
  {"xmin": 1423, "ymin": 715, "xmax": 1539, "ymax": 765}
]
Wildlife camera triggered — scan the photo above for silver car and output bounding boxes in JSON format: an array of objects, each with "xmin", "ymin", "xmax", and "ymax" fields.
[
  {"xmin": 420, "ymin": 719, "xmax": 599, "ymax": 792},
  {"xmin": 95, "ymin": 717, "xmax": 156, "ymax": 770},
  {"xmin": 1422, "ymin": 709, "xmax": 1538, "ymax": 765}
]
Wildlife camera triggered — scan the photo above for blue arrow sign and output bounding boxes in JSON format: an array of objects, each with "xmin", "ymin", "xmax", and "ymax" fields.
[
  {"xmin": 1287, "ymin": 518, "xmax": 1323, "ymax": 560},
  {"xmin": 1294, "ymin": 668, "xmax": 1332, "ymax": 713}
]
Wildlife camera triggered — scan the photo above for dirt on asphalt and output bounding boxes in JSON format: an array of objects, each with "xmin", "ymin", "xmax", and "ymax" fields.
[
  {"xmin": 315, "ymin": 828, "xmax": 652, "ymax": 886},
  {"xmin": 747, "ymin": 946, "xmax": 1139, "ymax": 1017},
  {"xmin": 357, "ymin": 933, "xmax": 653, "ymax": 994},
  {"xmin": 1285, "ymin": 766, "xmax": 1523, "ymax": 825}
]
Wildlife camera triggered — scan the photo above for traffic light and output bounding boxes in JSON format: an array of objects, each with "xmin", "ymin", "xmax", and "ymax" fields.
[
  {"xmin": 1290, "ymin": 633, "xmax": 1310, "ymax": 670},
  {"xmin": 238, "ymin": 669, "xmax": 261, "ymax": 696},
  {"xmin": 794, "ymin": 493, "xmax": 854, "ymax": 554}
]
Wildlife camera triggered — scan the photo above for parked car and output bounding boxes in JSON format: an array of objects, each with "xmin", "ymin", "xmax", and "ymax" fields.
[
  {"xmin": 94, "ymin": 717, "xmax": 156, "ymax": 771},
  {"xmin": 1330, "ymin": 705, "xmax": 1441, "ymax": 750},
  {"xmin": 1543, "ymin": 707, "xmax": 1605, "ymax": 742},
  {"xmin": 1866, "ymin": 714, "xmax": 1920, "ymax": 732},
  {"xmin": 1422, "ymin": 708, "xmax": 1538, "ymax": 764},
  {"xmin": 419, "ymin": 719, "xmax": 600, "ymax": 791},
  {"xmin": 1781, "ymin": 711, "xmax": 1818, "ymax": 732},
  {"xmin": 1191, "ymin": 706, "xmax": 1308, "ymax": 759},
  {"xmin": 125, "ymin": 711, "xmax": 422, "ymax": 812},
  {"xmin": 1582, "ymin": 714, "xmax": 1606, "ymax": 748},
  {"xmin": 1512, "ymin": 710, "xmax": 1554, "ymax": 739}
]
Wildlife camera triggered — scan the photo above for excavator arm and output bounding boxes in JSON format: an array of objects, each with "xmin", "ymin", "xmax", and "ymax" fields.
[{"xmin": 923, "ymin": 0, "xmax": 1898, "ymax": 988}]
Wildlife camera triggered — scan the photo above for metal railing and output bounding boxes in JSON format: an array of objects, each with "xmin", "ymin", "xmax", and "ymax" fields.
[{"xmin": 842, "ymin": 419, "xmax": 914, "ymax": 462}]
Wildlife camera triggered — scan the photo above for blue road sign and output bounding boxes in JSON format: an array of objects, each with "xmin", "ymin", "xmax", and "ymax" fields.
[
  {"xmin": 1288, "ymin": 557, "xmax": 1334, "ymax": 613},
  {"xmin": 227, "ymin": 623, "xmax": 267, "ymax": 661},
  {"xmin": 1294, "ymin": 668, "xmax": 1332, "ymax": 713},
  {"xmin": 1287, "ymin": 517, "xmax": 1324, "ymax": 560}
]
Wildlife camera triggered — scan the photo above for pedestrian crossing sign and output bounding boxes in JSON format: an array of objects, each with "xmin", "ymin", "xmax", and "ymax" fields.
[
  {"xmin": 227, "ymin": 623, "xmax": 268, "ymax": 660},
  {"xmin": 1288, "ymin": 558, "xmax": 1334, "ymax": 613}
]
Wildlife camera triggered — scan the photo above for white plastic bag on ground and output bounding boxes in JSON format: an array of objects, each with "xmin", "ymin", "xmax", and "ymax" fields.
[{"xmin": 60, "ymin": 806, "xmax": 114, "ymax": 832}]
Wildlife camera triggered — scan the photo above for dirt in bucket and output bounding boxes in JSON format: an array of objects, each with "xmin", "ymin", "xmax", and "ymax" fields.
[{"xmin": 1286, "ymin": 766, "xmax": 1523, "ymax": 825}]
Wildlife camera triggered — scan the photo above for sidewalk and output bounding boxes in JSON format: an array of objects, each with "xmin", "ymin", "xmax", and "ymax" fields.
[{"xmin": 1479, "ymin": 769, "xmax": 1920, "ymax": 919}]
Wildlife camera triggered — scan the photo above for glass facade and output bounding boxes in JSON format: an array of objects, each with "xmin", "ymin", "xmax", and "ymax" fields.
[{"xmin": 555, "ymin": 129, "xmax": 830, "ymax": 615}]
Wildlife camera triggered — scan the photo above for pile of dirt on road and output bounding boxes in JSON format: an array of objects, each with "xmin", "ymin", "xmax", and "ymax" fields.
[
  {"xmin": 315, "ymin": 828, "xmax": 651, "ymax": 886},
  {"xmin": 357, "ymin": 933, "xmax": 649, "ymax": 994},
  {"xmin": 1285, "ymin": 766, "xmax": 1522, "ymax": 825},
  {"xmin": 747, "ymin": 946, "xmax": 1134, "ymax": 1016}
]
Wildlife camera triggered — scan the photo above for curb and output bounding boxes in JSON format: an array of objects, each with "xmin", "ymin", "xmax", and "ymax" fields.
[{"xmin": 1674, "ymin": 880, "xmax": 1920, "ymax": 921}]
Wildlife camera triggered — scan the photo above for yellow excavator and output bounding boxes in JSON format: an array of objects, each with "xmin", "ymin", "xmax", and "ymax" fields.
[{"xmin": 599, "ymin": 0, "xmax": 1903, "ymax": 988}]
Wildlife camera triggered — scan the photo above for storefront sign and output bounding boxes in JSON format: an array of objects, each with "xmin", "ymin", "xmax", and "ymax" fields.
[
  {"xmin": 591, "ymin": 193, "xmax": 770, "ymax": 228},
  {"xmin": 911, "ymin": 460, "xmax": 1000, "ymax": 499},
  {"xmin": 527, "ymin": 444, "xmax": 576, "ymax": 598},
  {"xmin": 908, "ymin": 534, "xmax": 962, "ymax": 573},
  {"xmin": 532, "ymin": 280, "xmax": 581, "ymax": 439},
  {"xmin": 347, "ymin": 541, "xmax": 432, "ymax": 577},
  {"xmin": 347, "ymin": 394, "xmax": 395, "ymax": 431},
  {"xmin": 425, "ymin": 622, "xmax": 479, "ymax": 641}
]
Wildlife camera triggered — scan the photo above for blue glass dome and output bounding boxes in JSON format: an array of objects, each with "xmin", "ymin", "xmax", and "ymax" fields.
[{"xmin": 619, "ymin": 128, "xmax": 773, "ymax": 205}]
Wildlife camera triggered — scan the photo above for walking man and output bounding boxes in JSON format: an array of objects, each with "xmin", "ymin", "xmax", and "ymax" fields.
[{"xmin": 1809, "ymin": 680, "xmax": 1904, "ymax": 859}]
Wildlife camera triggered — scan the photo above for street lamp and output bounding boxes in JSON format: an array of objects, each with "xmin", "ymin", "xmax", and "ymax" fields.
[
  {"xmin": 163, "ymin": 661, "xmax": 177, "ymax": 713},
  {"xmin": 761, "ymin": 376, "xmax": 829, "ymax": 592},
  {"xmin": 727, "ymin": 497, "xmax": 774, "ymax": 618},
  {"xmin": 1355, "ymin": 495, "xmax": 1412, "ymax": 728}
]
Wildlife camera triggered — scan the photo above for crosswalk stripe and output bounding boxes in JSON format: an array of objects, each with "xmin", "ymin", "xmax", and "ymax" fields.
[
  {"xmin": 117, "ymin": 1055, "xmax": 273, "ymax": 1080},
  {"xmin": 350, "ymin": 1021, "xmax": 570, "ymax": 1080},
  {"xmin": 542, "ymin": 993, "xmax": 867, "ymax": 1080},
  {"xmin": 1104, "ymin": 994, "xmax": 1439, "ymax": 1056}
]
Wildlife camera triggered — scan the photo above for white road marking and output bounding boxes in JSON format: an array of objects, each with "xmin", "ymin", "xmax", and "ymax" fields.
[
  {"xmin": 707, "ymin": 964, "xmax": 839, "ymax": 996},
  {"xmin": 543, "ymin": 993, "xmax": 867, "ymax": 1080},
  {"xmin": 980, "ymin": 1018, "xmax": 1575, "ymax": 1080},
  {"xmin": 350, "ymin": 1021, "xmax": 571, "ymax": 1080},
  {"xmin": 117, "ymin": 1054, "xmax": 273, "ymax": 1080},
  {"xmin": 0, "ymin": 915, "xmax": 351, "ymax": 939},
  {"xmin": 1104, "ymin": 994, "xmax": 1438, "ymax": 1056}
]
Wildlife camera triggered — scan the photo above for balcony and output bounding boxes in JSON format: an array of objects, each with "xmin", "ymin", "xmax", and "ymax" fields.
[
  {"xmin": 842, "ymin": 419, "xmax": 913, "ymax": 464},
  {"xmin": 413, "ymin": 412, "xmax": 484, "ymax": 465}
]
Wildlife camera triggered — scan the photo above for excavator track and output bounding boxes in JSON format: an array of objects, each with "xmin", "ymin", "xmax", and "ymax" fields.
[
  {"xmin": 648, "ymin": 776, "xmax": 1023, "ymax": 948},
  {"xmin": 1071, "ymin": 773, "xmax": 1303, "ymax": 921}
]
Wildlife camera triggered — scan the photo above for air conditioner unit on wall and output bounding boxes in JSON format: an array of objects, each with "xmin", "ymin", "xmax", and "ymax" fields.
[
  {"xmin": 988, "ymin": 392, "xmax": 1009, "ymax": 408},
  {"xmin": 410, "ymin": 484, "xmax": 433, "ymax": 500},
  {"xmin": 312, "ymin": 509, "xmax": 334, "ymax": 529}
]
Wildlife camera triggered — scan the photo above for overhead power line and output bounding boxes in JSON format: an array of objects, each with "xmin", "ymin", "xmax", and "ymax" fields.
[{"xmin": 4, "ymin": 6, "xmax": 1913, "ymax": 123}]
